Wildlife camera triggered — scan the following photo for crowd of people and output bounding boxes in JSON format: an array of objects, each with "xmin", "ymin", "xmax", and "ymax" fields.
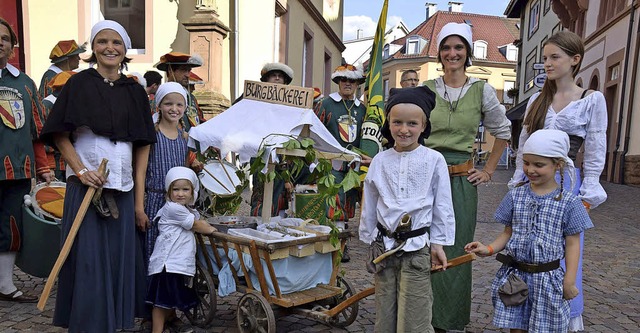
[{"xmin": 0, "ymin": 16, "xmax": 607, "ymax": 333}]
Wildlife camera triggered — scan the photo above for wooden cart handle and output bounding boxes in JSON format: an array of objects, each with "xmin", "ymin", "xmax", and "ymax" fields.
[{"xmin": 37, "ymin": 159, "xmax": 108, "ymax": 311}]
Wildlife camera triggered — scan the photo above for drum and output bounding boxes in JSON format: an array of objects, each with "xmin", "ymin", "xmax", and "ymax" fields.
[
  {"xmin": 197, "ymin": 160, "xmax": 244, "ymax": 216},
  {"xmin": 16, "ymin": 182, "xmax": 65, "ymax": 278}
]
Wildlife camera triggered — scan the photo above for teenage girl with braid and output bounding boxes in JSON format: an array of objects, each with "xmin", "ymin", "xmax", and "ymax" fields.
[
  {"xmin": 467, "ymin": 129, "xmax": 593, "ymax": 333},
  {"xmin": 508, "ymin": 31, "xmax": 607, "ymax": 331}
]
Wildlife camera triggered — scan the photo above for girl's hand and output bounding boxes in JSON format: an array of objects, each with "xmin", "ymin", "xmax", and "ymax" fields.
[
  {"xmin": 40, "ymin": 170, "xmax": 55, "ymax": 184},
  {"xmin": 464, "ymin": 241, "xmax": 490, "ymax": 257},
  {"xmin": 135, "ymin": 209, "xmax": 150, "ymax": 232},
  {"xmin": 359, "ymin": 155, "xmax": 372, "ymax": 166},
  {"xmin": 191, "ymin": 159, "xmax": 204, "ymax": 173},
  {"xmin": 563, "ymin": 282, "xmax": 579, "ymax": 300},
  {"xmin": 467, "ymin": 168, "xmax": 492, "ymax": 186}
]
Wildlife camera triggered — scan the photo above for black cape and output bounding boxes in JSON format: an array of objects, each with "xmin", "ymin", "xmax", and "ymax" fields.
[{"xmin": 41, "ymin": 68, "xmax": 156, "ymax": 147}]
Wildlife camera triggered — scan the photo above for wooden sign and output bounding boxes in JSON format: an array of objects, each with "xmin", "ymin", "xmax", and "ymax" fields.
[{"xmin": 243, "ymin": 80, "xmax": 314, "ymax": 109}]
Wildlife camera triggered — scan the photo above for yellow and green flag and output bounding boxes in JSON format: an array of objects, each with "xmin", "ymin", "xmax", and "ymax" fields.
[{"xmin": 359, "ymin": 0, "xmax": 388, "ymax": 163}]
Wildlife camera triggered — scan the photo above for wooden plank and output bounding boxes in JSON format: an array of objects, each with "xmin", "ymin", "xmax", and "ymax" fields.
[
  {"xmin": 234, "ymin": 243, "xmax": 254, "ymax": 290},
  {"xmin": 208, "ymin": 235, "xmax": 224, "ymax": 270},
  {"xmin": 329, "ymin": 239, "xmax": 346, "ymax": 286},
  {"xmin": 275, "ymin": 148, "xmax": 357, "ymax": 162},
  {"xmin": 262, "ymin": 254, "xmax": 282, "ymax": 299},
  {"xmin": 248, "ymin": 241, "xmax": 271, "ymax": 299},
  {"xmin": 196, "ymin": 234, "xmax": 215, "ymax": 279},
  {"xmin": 271, "ymin": 285, "xmax": 342, "ymax": 308}
]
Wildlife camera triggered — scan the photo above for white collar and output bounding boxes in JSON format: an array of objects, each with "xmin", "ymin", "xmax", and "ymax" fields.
[
  {"xmin": 48, "ymin": 64, "xmax": 63, "ymax": 74},
  {"xmin": 0, "ymin": 64, "xmax": 20, "ymax": 78},
  {"xmin": 329, "ymin": 92, "xmax": 361, "ymax": 106}
]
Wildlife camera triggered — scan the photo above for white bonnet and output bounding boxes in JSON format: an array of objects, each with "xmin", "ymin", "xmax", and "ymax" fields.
[
  {"xmin": 90, "ymin": 20, "xmax": 132, "ymax": 52},
  {"xmin": 165, "ymin": 166, "xmax": 200, "ymax": 205},
  {"xmin": 437, "ymin": 22, "xmax": 473, "ymax": 66},
  {"xmin": 155, "ymin": 82, "xmax": 188, "ymax": 106},
  {"xmin": 522, "ymin": 129, "xmax": 574, "ymax": 168}
]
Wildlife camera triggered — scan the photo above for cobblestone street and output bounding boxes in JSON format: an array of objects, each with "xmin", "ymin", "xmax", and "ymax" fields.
[{"xmin": 1, "ymin": 169, "xmax": 639, "ymax": 332}]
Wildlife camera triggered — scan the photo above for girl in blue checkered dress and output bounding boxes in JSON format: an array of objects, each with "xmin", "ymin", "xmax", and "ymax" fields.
[
  {"xmin": 465, "ymin": 129, "xmax": 593, "ymax": 332},
  {"xmin": 135, "ymin": 82, "xmax": 203, "ymax": 271}
]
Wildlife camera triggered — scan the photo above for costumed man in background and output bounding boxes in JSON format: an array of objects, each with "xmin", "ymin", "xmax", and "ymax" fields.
[
  {"xmin": 249, "ymin": 62, "xmax": 297, "ymax": 217},
  {"xmin": 0, "ymin": 17, "xmax": 53, "ymax": 302},
  {"xmin": 399, "ymin": 69, "xmax": 419, "ymax": 88},
  {"xmin": 314, "ymin": 64, "xmax": 371, "ymax": 262},
  {"xmin": 38, "ymin": 40, "xmax": 84, "ymax": 100},
  {"xmin": 144, "ymin": 70, "xmax": 162, "ymax": 113},
  {"xmin": 155, "ymin": 52, "xmax": 204, "ymax": 132},
  {"xmin": 41, "ymin": 71, "xmax": 76, "ymax": 180}
]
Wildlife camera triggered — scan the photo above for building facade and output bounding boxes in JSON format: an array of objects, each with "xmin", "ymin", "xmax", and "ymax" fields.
[{"xmin": 2, "ymin": 0, "xmax": 344, "ymax": 112}]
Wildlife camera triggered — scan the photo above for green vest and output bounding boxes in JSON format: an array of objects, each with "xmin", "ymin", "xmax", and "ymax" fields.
[{"xmin": 424, "ymin": 79, "xmax": 484, "ymax": 154}]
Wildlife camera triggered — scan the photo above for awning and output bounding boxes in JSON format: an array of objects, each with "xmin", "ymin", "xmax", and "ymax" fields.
[{"xmin": 506, "ymin": 97, "xmax": 530, "ymax": 121}]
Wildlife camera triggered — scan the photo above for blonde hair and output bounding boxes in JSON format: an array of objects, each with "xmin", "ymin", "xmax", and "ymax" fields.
[{"xmin": 523, "ymin": 31, "xmax": 584, "ymax": 134}]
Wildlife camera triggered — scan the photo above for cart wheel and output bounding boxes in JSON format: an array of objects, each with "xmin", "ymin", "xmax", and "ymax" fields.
[
  {"xmin": 328, "ymin": 276, "xmax": 359, "ymax": 328},
  {"xmin": 236, "ymin": 291, "xmax": 276, "ymax": 333},
  {"xmin": 184, "ymin": 261, "xmax": 217, "ymax": 327}
]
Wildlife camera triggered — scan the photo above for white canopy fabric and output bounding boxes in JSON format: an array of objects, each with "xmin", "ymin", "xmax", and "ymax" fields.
[{"xmin": 188, "ymin": 98, "xmax": 360, "ymax": 170}]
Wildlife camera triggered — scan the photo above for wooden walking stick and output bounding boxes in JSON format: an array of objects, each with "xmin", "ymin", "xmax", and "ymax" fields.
[{"xmin": 37, "ymin": 159, "xmax": 108, "ymax": 311}]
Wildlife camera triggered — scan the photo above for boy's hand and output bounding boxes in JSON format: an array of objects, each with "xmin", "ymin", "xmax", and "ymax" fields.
[
  {"xmin": 464, "ymin": 241, "xmax": 490, "ymax": 257},
  {"xmin": 563, "ymin": 282, "xmax": 579, "ymax": 300},
  {"xmin": 431, "ymin": 244, "xmax": 448, "ymax": 270}
]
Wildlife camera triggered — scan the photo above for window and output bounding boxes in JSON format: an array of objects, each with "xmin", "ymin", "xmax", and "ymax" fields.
[
  {"xmin": 503, "ymin": 80, "xmax": 515, "ymax": 104},
  {"xmin": 407, "ymin": 39, "xmax": 419, "ymax": 55},
  {"xmin": 543, "ymin": 0, "xmax": 551, "ymax": 14},
  {"xmin": 383, "ymin": 44, "xmax": 390, "ymax": 59},
  {"xmin": 552, "ymin": 22, "xmax": 562, "ymax": 35},
  {"xmin": 539, "ymin": 36, "xmax": 547, "ymax": 62},
  {"xmin": 474, "ymin": 41, "xmax": 488, "ymax": 59},
  {"xmin": 598, "ymin": 0, "xmax": 627, "ymax": 27},
  {"xmin": 506, "ymin": 45, "xmax": 518, "ymax": 61},
  {"xmin": 100, "ymin": 0, "xmax": 145, "ymax": 50},
  {"xmin": 383, "ymin": 79, "xmax": 389, "ymax": 101},
  {"xmin": 528, "ymin": 1, "xmax": 540, "ymax": 39},
  {"xmin": 324, "ymin": 51, "xmax": 332, "ymax": 95},
  {"xmin": 302, "ymin": 28, "xmax": 313, "ymax": 87},
  {"xmin": 525, "ymin": 49, "xmax": 537, "ymax": 91}
]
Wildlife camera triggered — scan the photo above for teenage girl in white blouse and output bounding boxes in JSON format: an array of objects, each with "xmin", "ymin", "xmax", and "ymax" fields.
[{"xmin": 508, "ymin": 31, "xmax": 607, "ymax": 332}]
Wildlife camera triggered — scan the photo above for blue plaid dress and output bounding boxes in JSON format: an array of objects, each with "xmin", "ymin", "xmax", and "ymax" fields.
[
  {"xmin": 143, "ymin": 128, "xmax": 189, "ymax": 270},
  {"xmin": 491, "ymin": 185, "xmax": 593, "ymax": 332}
]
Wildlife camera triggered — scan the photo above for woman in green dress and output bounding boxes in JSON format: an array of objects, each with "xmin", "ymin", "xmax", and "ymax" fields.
[{"xmin": 424, "ymin": 22, "xmax": 511, "ymax": 332}]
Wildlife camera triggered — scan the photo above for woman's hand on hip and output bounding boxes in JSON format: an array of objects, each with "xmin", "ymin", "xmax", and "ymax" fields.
[{"xmin": 467, "ymin": 168, "xmax": 492, "ymax": 186}]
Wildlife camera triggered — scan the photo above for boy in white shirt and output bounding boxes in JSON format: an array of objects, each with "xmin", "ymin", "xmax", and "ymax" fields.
[{"xmin": 359, "ymin": 86, "xmax": 456, "ymax": 332}]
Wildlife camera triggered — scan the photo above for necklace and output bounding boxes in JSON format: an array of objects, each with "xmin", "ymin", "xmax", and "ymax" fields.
[
  {"xmin": 342, "ymin": 99, "xmax": 356, "ymax": 124},
  {"xmin": 442, "ymin": 76, "xmax": 468, "ymax": 113}
]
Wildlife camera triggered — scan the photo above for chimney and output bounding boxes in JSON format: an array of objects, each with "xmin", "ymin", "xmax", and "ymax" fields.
[
  {"xmin": 425, "ymin": 2, "xmax": 437, "ymax": 19},
  {"xmin": 448, "ymin": 1, "xmax": 463, "ymax": 12},
  {"xmin": 356, "ymin": 28, "xmax": 363, "ymax": 39}
]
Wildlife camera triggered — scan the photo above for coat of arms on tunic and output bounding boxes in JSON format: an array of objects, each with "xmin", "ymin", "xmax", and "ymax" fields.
[
  {"xmin": 0, "ymin": 89, "xmax": 26, "ymax": 130},
  {"xmin": 338, "ymin": 114, "xmax": 357, "ymax": 143}
]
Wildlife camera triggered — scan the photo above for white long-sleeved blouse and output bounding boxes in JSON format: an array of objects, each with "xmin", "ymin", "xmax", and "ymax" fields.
[
  {"xmin": 359, "ymin": 146, "xmax": 455, "ymax": 252},
  {"xmin": 508, "ymin": 91, "xmax": 608, "ymax": 208}
]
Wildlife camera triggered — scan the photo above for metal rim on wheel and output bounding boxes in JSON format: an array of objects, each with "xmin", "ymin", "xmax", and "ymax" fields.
[
  {"xmin": 329, "ymin": 276, "xmax": 359, "ymax": 328},
  {"xmin": 184, "ymin": 261, "xmax": 217, "ymax": 327},
  {"xmin": 237, "ymin": 291, "xmax": 276, "ymax": 333}
]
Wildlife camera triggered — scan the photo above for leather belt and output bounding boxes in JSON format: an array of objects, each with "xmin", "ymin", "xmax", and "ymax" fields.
[
  {"xmin": 376, "ymin": 222, "xmax": 428, "ymax": 242},
  {"xmin": 496, "ymin": 253, "xmax": 560, "ymax": 273},
  {"xmin": 448, "ymin": 159, "xmax": 473, "ymax": 176}
]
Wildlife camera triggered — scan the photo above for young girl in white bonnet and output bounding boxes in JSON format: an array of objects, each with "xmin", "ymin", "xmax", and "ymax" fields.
[
  {"xmin": 466, "ymin": 129, "xmax": 593, "ymax": 333},
  {"xmin": 146, "ymin": 166, "xmax": 217, "ymax": 333}
]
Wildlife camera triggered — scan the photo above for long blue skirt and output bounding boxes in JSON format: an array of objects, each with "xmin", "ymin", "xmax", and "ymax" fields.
[
  {"xmin": 53, "ymin": 182, "xmax": 147, "ymax": 333},
  {"xmin": 556, "ymin": 168, "xmax": 585, "ymax": 325}
]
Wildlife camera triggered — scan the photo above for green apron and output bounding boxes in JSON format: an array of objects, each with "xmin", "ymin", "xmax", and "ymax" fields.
[{"xmin": 425, "ymin": 79, "xmax": 483, "ymax": 330}]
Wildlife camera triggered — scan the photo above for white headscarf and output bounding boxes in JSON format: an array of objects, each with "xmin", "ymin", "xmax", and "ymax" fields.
[
  {"xmin": 437, "ymin": 22, "xmax": 473, "ymax": 66},
  {"xmin": 90, "ymin": 20, "xmax": 132, "ymax": 52},
  {"xmin": 165, "ymin": 166, "xmax": 199, "ymax": 205},
  {"xmin": 522, "ymin": 129, "xmax": 575, "ymax": 187},
  {"xmin": 155, "ymin": 82, "xmax": 188, "ymax": 106}
]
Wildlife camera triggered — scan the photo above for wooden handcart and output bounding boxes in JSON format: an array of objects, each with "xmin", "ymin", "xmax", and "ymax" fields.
[{"xmin": 189, "ymin": 229, "xmax": 357, "ymax": 332}]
